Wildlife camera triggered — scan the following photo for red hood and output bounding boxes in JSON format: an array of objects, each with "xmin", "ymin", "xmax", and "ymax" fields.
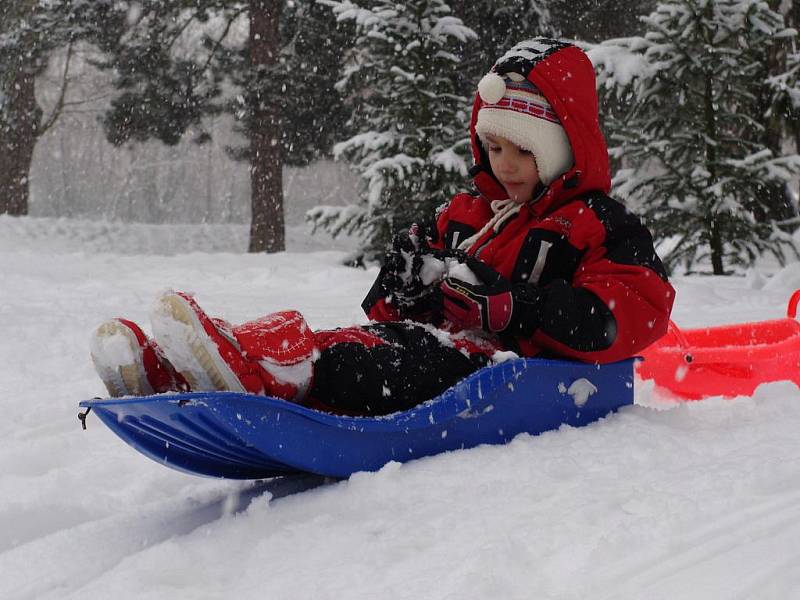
[{"xmin": 469, "ymin": 40, "xmax": 610, "ymax": 215}]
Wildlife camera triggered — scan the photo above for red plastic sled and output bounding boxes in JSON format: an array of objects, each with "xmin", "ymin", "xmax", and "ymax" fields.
[{"xmin": 637, "ymin": 289, "xmax": 800, "ymax": 400}]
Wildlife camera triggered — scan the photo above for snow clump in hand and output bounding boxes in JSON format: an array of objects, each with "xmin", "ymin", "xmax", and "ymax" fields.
[{"xmin": 385, "ymin": 224, "xmax": 485, "ymax": 305}]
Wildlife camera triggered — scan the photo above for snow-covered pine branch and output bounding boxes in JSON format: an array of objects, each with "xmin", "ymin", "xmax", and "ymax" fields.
[
  {"xmin": 592, "ymin": 0, "xmax": 800, "ymax": 275},
  {"xmin": 310, "ymin": 0, "xmax": 476, "ymax": 260}
]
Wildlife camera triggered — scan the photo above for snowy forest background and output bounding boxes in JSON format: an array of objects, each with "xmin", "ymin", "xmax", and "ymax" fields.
[
  {"xmin": 4, "ymin": 4, "xmax": 800, "ymax": 597},
  {"xmin": 2, "ymin": 0, "xmax": 799, "ymax": 272}
]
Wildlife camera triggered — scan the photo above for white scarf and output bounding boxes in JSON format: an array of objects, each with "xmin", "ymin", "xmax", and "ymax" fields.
[{"xmin": 456, "ymin": 198, "xmax": 522, "ymax": 252}]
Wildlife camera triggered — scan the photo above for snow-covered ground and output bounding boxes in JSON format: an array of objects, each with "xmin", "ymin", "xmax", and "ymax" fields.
[{"xmin": 1, "ymin": 215, "xmax": 800, "ymax": 599}]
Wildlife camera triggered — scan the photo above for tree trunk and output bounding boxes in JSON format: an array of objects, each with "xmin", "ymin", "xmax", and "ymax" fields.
[
  {"xmin": 248, "ymin": 0, "xmax": 285, "ymax": 253},
  {"xmin": 709, "ymin": 219, "xmax": 725, "ymax": 275},
  {"xmin": 0, "ymin": 69, "xmax": 39, "ymax": 216},
  {"xmin": 786, "ymin": 0, "xmax": 800, "ymax": 175},
  {"xmin": 703, "ymin": 58, "xmax": 724, "ymax": 275},
  {"xmin": 759, "ymin": 1, "xmax": 797, "ymax": 220}
]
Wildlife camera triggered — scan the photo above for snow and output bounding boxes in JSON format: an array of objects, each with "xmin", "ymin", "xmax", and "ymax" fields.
[
  {"xmin": 430, "ymin": 146, "xmax": 469, "ymax": 176},
  {"xmin": 586, "ymin": 41, "xmax": 655, "ymax": 90},
  {"xmin": 564, "ymin": 378, "xmax": 597, "ymax": 407},
  {"xmin": 445, "ymin": 259, "xmax": 481, "ymax": 284},
  {"xmin": 2, "ymin": 216, "xmax": 800, "ymax": 599}
]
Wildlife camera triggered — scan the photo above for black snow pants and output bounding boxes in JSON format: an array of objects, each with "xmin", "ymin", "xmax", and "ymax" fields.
[{"xmin": 309, "ymin": 322, "xmax": 494, "ymax": 416}]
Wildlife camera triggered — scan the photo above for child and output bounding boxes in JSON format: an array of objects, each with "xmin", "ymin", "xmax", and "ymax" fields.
[{"xmin": 90, "ymin": 38, "xmax": 675, "ymax": 416}]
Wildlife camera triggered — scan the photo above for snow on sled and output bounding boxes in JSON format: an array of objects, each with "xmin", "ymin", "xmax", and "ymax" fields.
[
  {"xmin": 79, "ymin": 357, "xmax": 634, "ymax": 479},
  {"xmin": 638, "ymin": 289, "xmax": 800, "ymax": 400}
]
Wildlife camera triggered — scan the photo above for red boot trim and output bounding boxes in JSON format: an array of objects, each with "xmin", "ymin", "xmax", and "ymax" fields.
[
  {"xmin": 234, "ymin": 310, "xmax": 315, "ymax": 366},
  {"xmin": 116, "ymin": 318, "xmax": 187, "ymax": 393},
  {"xmin": 315, "ymin": 327, "xmax": 388, "ymax": 351}
]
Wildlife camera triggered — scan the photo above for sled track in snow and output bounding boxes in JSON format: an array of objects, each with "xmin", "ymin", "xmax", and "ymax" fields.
[
  {"xmin": 0, "ymin": 476, "xmax": 329, "ymax": 600},
  {"xmin": 596, "ymin": 488, "xmax": 800, "ymax": 598}
]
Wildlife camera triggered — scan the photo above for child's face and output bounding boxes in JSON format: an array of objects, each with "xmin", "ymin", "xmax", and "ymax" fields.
[{"xmin": 484, "ymin": 134, "xmax": 540, "ymax": 203}]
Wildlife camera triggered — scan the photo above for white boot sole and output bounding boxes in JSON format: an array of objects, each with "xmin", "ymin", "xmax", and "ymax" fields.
[
  {"xmin": 151, "ymin": 294, "xmax": 245, "ymax": 393},
  {"xmin": 90, "ymin": 321, "xmax": 154, "ymax": 397}
]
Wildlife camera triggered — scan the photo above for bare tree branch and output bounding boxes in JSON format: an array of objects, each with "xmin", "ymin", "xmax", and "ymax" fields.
[{"xmin": 39, "ymin": 42, "xmax": 74, "ymax": 136}]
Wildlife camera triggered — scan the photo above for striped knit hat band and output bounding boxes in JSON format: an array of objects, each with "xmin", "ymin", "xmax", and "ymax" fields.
[
  {"xmin": 475, "ymin": 71, "xmax": 574, "ymax": 187},
  {"xmin": 484, "ymin": 79, "xmax": 559, "ymax": 124}
]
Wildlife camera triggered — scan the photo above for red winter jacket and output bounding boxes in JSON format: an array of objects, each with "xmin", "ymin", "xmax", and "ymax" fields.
[{"xmin": 363, "ymin": 40, "xmax": 674, "ymax": 364}]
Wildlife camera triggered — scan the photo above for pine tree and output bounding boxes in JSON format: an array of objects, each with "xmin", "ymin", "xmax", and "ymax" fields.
[
  {"xmin": 309, "ymin": 0, "xmax": 477, "ymax": 260},
  {"xmin": 759, "ymin": 0, "xmax": 800, "ymax": 217},
  {"xmin": 278, "ymin": 1, "xmax": 355, "ymax": 166},
  {"xmin": 95, "ymin": 1, "xmax": 285, "ymax": 251},
  {"xmin": 592, "ymin": 0, "xmax": 800, "ymax": 275},
  {"xmin": 550, "ymin": 0, "xmax": 656, "ymax": 42},
  {"xmin": 0, "ymin": 0, "xmax": 42, "ymax": 216},
  {"xmin": 0, "ymin": 1, "xmax": 121, "ymax": 216},
  {"xmin": 449, "ymin": 0, "xmax": 555, "ymax": 77},
  {"xmin": 96, "ymin": 0, "xmax": 352, "ymax": 253}
]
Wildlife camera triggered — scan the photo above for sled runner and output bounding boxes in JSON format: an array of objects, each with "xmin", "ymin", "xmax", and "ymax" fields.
[
  {"xmin": 79, "ymin": 357, "xmax": 634, "ymax": 479},
  {"xmin": 638, "ymin": 289, "xmax": 800, "ymax": 400}
]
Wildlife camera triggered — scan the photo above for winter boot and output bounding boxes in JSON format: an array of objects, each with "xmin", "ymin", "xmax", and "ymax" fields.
[
  {"xmin": 150, "ymin": 292, "xmax": 315, "ymax": 401},
  {"xmin": 90, "ymin": 318, "xmax": 189, "ymax": 397}
]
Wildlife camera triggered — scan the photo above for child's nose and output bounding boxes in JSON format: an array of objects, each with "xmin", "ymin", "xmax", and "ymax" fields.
[{"xmin": 498, "ymin": 155, "xmax": 517, "ymax": 174}]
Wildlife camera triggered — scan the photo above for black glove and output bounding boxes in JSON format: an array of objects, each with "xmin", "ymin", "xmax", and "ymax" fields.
[
  {"xmin": 381, "ymin": 229, "xmax": 430, "ymax": 304},
  {"xmin": 382, "ymin": 226, "xmax": 465, "ymax": 306},
  {"xmin": 440, "ymin": 256, "xmax": 544, "ymax": 336}
]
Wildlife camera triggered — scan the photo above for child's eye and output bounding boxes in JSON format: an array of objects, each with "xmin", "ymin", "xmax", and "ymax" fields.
[
  {"xmin": 488, "ymin": 145, "xmax": 501, "ymax": 152},
  {"xmin": 519, "ymin": 147, "xmax": 533, "ymax": 155}
]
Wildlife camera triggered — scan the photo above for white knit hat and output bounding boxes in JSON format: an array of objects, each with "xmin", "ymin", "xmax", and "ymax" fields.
[{"xmin": 475, "ymin": 71, "xmax": 573, "ymax": 186}]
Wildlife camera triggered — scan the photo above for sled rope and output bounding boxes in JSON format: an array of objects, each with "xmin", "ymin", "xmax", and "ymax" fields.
[{"xmin": 78, "ymin": 406, "xmax": 93, "ymax": 430}]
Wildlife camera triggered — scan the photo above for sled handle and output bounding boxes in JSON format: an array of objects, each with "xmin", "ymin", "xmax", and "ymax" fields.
[
  {"xmin": 666, "ymin": 320, "xmax": 695, "ymax": 363},
  {"xmin": 789, "ymin": 289, "xmax": 800, "ymax": 319},
  {"xmin": 668, "ymin": 320, "xmax": 691, "ymax": 348}
]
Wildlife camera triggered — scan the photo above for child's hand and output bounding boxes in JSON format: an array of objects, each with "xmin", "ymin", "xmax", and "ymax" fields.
[
  {"xmin": 383, "ymin": 228, "xmax": 455, "ymax": 307},
  {"xmin": 440, "ymin": 257, "xmax": 514, "ymax": 333},
  {"xmin": 382, "ymin": 230, "xmax": 429, "ymax": 302}
]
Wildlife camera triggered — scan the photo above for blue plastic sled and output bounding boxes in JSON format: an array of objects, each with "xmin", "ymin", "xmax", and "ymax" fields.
[{"xmin": 79, "ymin": 358, "xmax": 634, "ymax": 479}]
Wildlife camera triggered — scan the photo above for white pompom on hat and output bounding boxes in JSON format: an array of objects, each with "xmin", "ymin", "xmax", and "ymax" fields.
[{"xmin": 475, "ymin": 71, "xmax": 574, "ymax": 186}]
